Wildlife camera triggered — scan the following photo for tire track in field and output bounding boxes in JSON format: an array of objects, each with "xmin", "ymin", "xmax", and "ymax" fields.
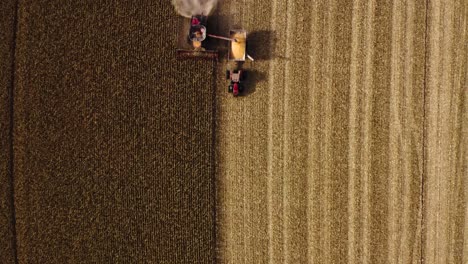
[
  {"xmin": 361, "ymin": 1, "xmax": 375, "ymax": 260},
  {"xmin": 388, "ymin": 1, "xmax": 405, "ymax": 261},
  {"xmin": 306, "ymin": 1, "xmax": 325, "ymax": 262},
  {"xmin": 266, "ymin": 0, "xmax": 288, "ymax": 261},
  {"xmin": 266, "ymin": 0, "xmax": 282, "ymax": 262},
  {"xmin": 388, "ymin": 0, "xmax": 425, "ymax": 262},
  {"xmin": 347, "ymin": 0, "xmax": 363, "ymax": 261},
  {"xmin": 321, "ymin": 1, "xmax": 335, "ymax": 262},
  {"xmin": 282, "ymin": 0, "xmax": 317, "ymax": 262}
]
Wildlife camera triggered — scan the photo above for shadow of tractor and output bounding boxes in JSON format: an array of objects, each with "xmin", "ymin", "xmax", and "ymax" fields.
[{"xmin": 240, "ymin": 69, "xmax": 267, "ymax": 96}]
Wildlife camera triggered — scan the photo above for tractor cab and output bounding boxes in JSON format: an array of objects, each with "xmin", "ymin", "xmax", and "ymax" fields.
[{"xmin": 227, "ymin": 70, "xmax": 244, "ymax": 97}]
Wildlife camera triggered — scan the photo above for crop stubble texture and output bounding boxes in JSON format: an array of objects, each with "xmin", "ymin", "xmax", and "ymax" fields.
[
  {"xmin": 423, "ymin": 0, "xmax": 467, "ymax": 263},
  {"xmin": 6, "ymin": 1, "xmax": 216, "ymax": 263},
  {"xmin": 215, "ymin": 0, "xmax": 466, "ymax": 263}
]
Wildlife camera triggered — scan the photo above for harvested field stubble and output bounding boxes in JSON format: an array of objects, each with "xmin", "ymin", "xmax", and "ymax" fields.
[{"xmin": 215, "ymin": 0, "xmax": 467, "ymax": 263}]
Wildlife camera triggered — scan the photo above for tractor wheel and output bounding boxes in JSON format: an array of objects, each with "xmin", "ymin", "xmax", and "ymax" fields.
[{"xmin": 228, "ymin": 85, "xmax": 233, "ymax": 93}]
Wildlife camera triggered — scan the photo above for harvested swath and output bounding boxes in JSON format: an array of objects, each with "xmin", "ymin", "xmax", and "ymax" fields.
[
  {"xmin": 214, "ymin": 0, "xmax": 465, "ymax": 263},
  {"xmin": 423, "ymin": 0, "xmax": 468, "ymax": 263}
]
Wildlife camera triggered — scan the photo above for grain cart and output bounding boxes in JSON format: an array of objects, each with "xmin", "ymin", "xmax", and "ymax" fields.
[{"xmin": 226, "ymin": 29, "xmax": 254, "ymax": 96}]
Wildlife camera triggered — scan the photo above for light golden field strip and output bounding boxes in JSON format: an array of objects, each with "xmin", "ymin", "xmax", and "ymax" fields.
[
  {"xmin": 215, "ymin": 0, "xmax": 466, "ymax": 263},
  {"xmin": 423, "ymin": 0, "xmax": 467, "ymax": 263}
]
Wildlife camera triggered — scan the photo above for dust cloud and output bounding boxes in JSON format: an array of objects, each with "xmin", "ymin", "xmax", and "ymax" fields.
[{"xmin": 171, "ymin": 0, "xmax": 219, "ymax": 18}]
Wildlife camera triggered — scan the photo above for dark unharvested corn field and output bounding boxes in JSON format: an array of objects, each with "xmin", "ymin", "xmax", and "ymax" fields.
[
  {"xmin": 1, "ymin": 1, "xmax": 216, "ymax": 263},
  {"xmin": 1, "ymin": 0, "xmax": 466, "ymax": 263}
]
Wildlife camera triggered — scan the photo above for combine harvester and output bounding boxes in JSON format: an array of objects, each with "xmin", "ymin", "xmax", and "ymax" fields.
[
  {"xmin": 176, "ymin": 15, "xmax": 253, "ymax": 61},
  {"xmin": 176, "ymin": 14, "xmax": 253, "ymax": 96},
  {"xmin": 177, "ymin": 15, "xmax": 217, "ymax": 59}
]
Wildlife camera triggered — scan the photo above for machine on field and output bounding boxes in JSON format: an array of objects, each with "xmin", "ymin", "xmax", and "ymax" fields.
[
  {"xmin": 177, "ymin": 15, "xmax": 237, "ymax": 60},
  {"xmin": 226, "ymin": 69, "xmax": 244, "ymax": 97},
  {"xmin": 176, "ymin": 14, "xmax": 253, "ymax": 96}
]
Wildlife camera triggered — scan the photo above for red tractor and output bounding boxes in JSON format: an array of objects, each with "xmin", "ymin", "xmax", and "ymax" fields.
[{"xmin": 226, "ymin": 70, "xmax": 245, "ymax": 96}]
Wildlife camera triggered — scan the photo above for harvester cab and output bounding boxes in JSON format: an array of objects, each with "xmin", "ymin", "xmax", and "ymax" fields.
[
  {"xmin": 188, "ymin": 15, "xmax": 207, "ymax": 49},
  {"xmin": 176, "ymin": 14, "xmax": 217, "ymax": 59},
  {"xmin": 176, "ymin": 14, "xmax": 245, "ymax": 60}
]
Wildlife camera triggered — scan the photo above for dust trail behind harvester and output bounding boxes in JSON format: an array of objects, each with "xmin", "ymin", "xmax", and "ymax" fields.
[{"xmin": 172, "ymin": 0, "xmax": 219, "ymax": 18}]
